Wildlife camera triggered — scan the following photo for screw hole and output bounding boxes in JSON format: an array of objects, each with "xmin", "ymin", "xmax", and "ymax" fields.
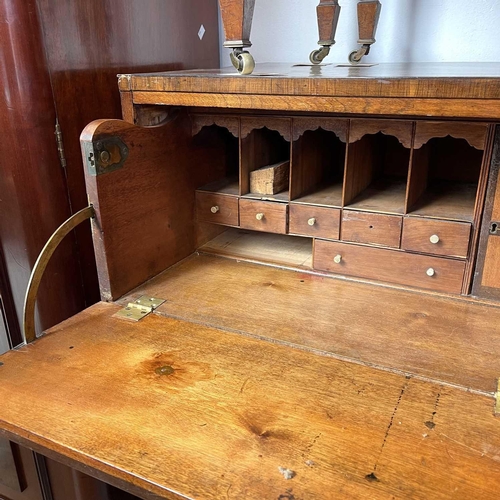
[{"xmin": 369, "ymin": 225, "xmax": 374, "ymax": 229}]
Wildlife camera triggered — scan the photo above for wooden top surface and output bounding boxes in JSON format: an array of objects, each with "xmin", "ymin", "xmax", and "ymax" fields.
[
  {"xmin": 0, "ymin": 301, "xmax": 499, "ymax": 500},
  {"xmin": 119, "ymin": 62, "xmax": 500, "ymax": 99},
  {"xmin": 126, "ymin": 253, "xmax": 500, "ymax": 394}
]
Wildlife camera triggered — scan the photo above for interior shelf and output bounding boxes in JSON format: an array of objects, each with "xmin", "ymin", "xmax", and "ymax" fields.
[
  {"xmin": 291, "ymin": 128, "xmax": 346, "ymax": 207},
  {"xmin": 197, "ymin": 177, "xmax": 239, "ymax": 196},
  {"xmin": 292, "ymin": 182, "xmax": 344, "ymax": 207},
  {"xmin": 199, "ymin": 228, "xmax": 313, "ymax": 269},
  {"xmin": 408, "ymin": 135, "xmax": 484, "ymax": 222},
  {"xmin": 344, "ymin": 132, "xmax": 411, "ymax": 215},
  {"xmin": 241, "ymin": 190, "xmax": 290, "ymax": 203},
  {"xmin": 347, "ymin": 177, "xmax": 408, "ymax": 214},
  {"xmin": 409, "ymin": 181, "xmax": 478, "ymax": 222},
  {"xmin": 193, "ymin": 123, "xmax": 239, "ymax": 194}
]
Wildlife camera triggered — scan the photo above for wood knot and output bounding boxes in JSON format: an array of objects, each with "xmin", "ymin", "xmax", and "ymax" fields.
[{"xmin": 155, "ymin": 365, "xmax": 175, "ymax": 376}]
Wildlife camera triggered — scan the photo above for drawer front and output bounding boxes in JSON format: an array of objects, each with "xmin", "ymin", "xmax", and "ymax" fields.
[
  {"xmin": 342, "ymin": 210, "xmax": 402, "ymax": 248},
  {"xmin": 196, "ymin": 192, "xmax": 239, "ymax": 226},
  {"xmin": 314, "ymin": 240, "xmax": 465, "ymax": 294},
  {"xmin": 402, "ymin": 218, "xmax": 471, "ymax": 258},
  {"xmin": 239, "ymin": 199, "xmax": 288, "ymax": 234},
  {"xmin": 289, "ymin": 204, "xmax": 340, "ymax": 240}
]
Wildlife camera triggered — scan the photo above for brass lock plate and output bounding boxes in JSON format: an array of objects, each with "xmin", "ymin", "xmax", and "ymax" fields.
[
  {"xmin": 113, "ymin": 295, "xmax": 166, "ymax": 322},
  {"xmin": 84, "ymin": 136, "xmax": 129, "ymax": 176}
]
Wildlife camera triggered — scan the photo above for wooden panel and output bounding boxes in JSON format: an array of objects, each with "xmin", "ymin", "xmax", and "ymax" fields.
[
  {"xmin": 36, "ymin": 0, "xmax": 220, "ymax": 314},
  {"xmin": 314, "ymin": 240, "xmax": 465, "ymax": 294},
  {"xmin": 473, "ymin": 126, "xmax": 500, "ymax": 299},
  {"xmin": 196, "ymin": 192, "xmax": 239, "ymax": 226},
  {"xmin": 1, "ymin": 302, "xmax": 500, "ymax": 500},
  {"xmin": 239, "ymin": 200, "xmax": 288, "ymax": 234},
  {"xmin": 82, "ymin": 114, "xmax": 222, "ymax": 301},
  {"xmin": 349, "ymin": 119, "xmax": 413, "ymax": 148},
  {"xmin": 342, "ymin": 211, "xmax": 402, "ymax": 248},
  {"xmin": 402, "ymin": 218, "xmax": 471, "ymax": 258},
  {"xmin": 289, "ymin": 204, "xmax": 340, "ymax": 240},
  {"xmin": 0, "ymin": 438, "xmax": 22, "ymax": 492},
  {"xmin": 128, "ymin": 254, "xmax": 500, "ymax": 392},
  {"xmin": 0, "ymin": 0, "xmax": 85, "ymax": 339},
  {"xmin": 481, "ymin": 236, "xmax": 500, "ymax": 289},
  {"xmin": 414, "ymin": 121, "xmax": 488, "ymax": 150}
]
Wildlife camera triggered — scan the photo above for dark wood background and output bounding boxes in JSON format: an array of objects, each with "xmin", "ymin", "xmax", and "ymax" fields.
[{"xmin": 0, "ymin": 0, "xmax": 219, "ymax": 498}]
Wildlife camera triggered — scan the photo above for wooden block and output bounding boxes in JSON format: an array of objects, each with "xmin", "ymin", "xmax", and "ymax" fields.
[{"xmin": 250, "ymin": 161, "xmax": 289, "ymax": 195}]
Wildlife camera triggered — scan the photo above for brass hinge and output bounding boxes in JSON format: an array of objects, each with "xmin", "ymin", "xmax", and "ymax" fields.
[
  {"xmin": 55, "ymin": 120, "xmax": 67, "ymax": 169},
  {"xmin": 113, "ymin": 295, "xmax": 166, "ymax": 322}
]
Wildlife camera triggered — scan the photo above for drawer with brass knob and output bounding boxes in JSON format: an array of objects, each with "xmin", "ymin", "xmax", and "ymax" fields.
[
  {"xmin": 313, "ymin": 239, "xmax": 466, "ymax": 294},
  {"xmin": 239, "ymin": 199, "xmax": 288, "ymax": 234},
  {"xmin": 289, "ymin": 204, "xmax": 341, "ymax": 239},
  {"xmin": 401, "ymin": 218, "xmax": 471, "ymax": 258},
  {"xmin": 195, "ymin": 192, "xmax": 239, "ymax": 226}
]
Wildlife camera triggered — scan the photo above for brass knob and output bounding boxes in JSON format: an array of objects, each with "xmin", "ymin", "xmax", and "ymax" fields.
[
  {"xmin": 210, "ymin": 206, "xmax": 220, "ymax": 214},
  {"xmin": 426, "ymin": 268, "xmax": 435, "ymax": 277},
  {"xmin": 333, "ymin": 254, "xmax": 342, "ymax": 264},
  {"xmin": 308, "ymin": 217, "xmax": 316, "ymax": 226},
  {"xmin": 430, "ymin": 234, "xmax": 440, "ymax": 244},
  {"xmin": 256, "ymin": 213, "xmax": 264, "ymax": 221}
]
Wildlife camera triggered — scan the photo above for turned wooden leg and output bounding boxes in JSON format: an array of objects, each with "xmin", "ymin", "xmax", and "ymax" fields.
[
  {"xmin": 349, "ymin": 0, "xmax": 382, "ymax": 64},
  {"xmin": 219, "ymin": 0, "xmax": 256, "ymax": 74},
  {"xmin": 310, "ymin": 0, "xmax": 341, "ymax": 64}
]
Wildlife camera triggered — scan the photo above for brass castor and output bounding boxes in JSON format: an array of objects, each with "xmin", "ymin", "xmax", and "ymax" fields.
[
  {"xmin": 348, "ymin": 45, "xmax": 370, "ymax": 65},
  {"xmin": 309, "ymin": 46, "xmax": 331, "ymax": 65},
  {"xmin": 230, "ymin": 49, "xmax": 255, "ymax": 75}
]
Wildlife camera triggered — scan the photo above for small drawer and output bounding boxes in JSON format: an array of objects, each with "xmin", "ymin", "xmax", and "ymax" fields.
[
  {"xmin": 289, "ymin": 204, "xmax": 340, "ymax": 240},
  {"xmin": 196, "ymin": 192, "xmax": 239, "ymax": 226},
  {"xmin": 314, "ymin": 240, "xmax": 465, "ymax": 294},
  {"xmin": 342, "ymin": 211, "xmax": 402, "ymax": 248},
  {"xmin": 239, "ymin": 199, "xmax": 288, "ymax": 234},
  {"xmin": 402, "ymin": 218, "xmax": 471, "ymax": 258}
]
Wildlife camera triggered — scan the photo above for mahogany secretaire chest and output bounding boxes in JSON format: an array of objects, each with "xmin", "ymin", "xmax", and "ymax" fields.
[{"xmin": 1, "ymin": 64, "xmax": 500, "ymax": 499}]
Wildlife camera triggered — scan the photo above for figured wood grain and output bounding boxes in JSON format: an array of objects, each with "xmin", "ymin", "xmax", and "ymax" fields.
[
  {"xmin": 195, "ymin": 192, "xmax": 239, "ymax": 226},
  {"xmin": 314, "ymin": 239, "xmax": 465, "ymax": 294},
  {"xmin": 132, "ymin": 92, "xmax": 500, "ymax": 120},
  {"xmin": 128, "ymin": 254, "xmax": 500, "ymax": 393},
  {"xmin": 289, "ymin": 204, "xmax": 340, "ymax": 240},
  {"xmin": 0, "ymin": 302, "xmax": 500, "ymax": 500},
  {"xmin": 239, "ymin": 199, "xmax": 288, "ymax": 234},
  {"xmin": 122, "ymin": 63, "xmax": 500, "ymax": 100},
  {"xmin": 402, "ymin": 218, "xmax": 471, "ymax": 259},
  {"xmin": 342, "ymin": 211, "xmax": 402, "ymax": 248}
]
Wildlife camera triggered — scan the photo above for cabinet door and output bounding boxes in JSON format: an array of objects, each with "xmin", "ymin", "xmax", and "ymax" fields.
[{"xmin": 473, "ymin": 127, "xmax": 500, "ymax": 299}]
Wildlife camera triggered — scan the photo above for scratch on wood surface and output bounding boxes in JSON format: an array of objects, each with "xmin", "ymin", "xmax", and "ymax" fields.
[
  {"xmin": 239, "ymin": 377, "xmax": 250, "ymax": 394},
  {"xmin": 371, "ymin": 377, "xmax": 410, "ymax": 474},
  {"xmin": 226, "ymin": 483, "xmax": 232, "ymax": 500},
  {"xmin": 439, "ymin": 433, "xmax": 498, "ymax": 460}
]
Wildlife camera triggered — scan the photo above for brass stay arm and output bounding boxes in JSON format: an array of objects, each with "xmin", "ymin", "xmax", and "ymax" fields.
[{"xmin": 23, "ymin": 206, "xmax": 95, "ymax": 344}]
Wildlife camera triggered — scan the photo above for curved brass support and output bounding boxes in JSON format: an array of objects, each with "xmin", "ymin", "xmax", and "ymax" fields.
[{"xmin": 23, "ymin": 206, "xmax": 95, "ymax": 344}]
